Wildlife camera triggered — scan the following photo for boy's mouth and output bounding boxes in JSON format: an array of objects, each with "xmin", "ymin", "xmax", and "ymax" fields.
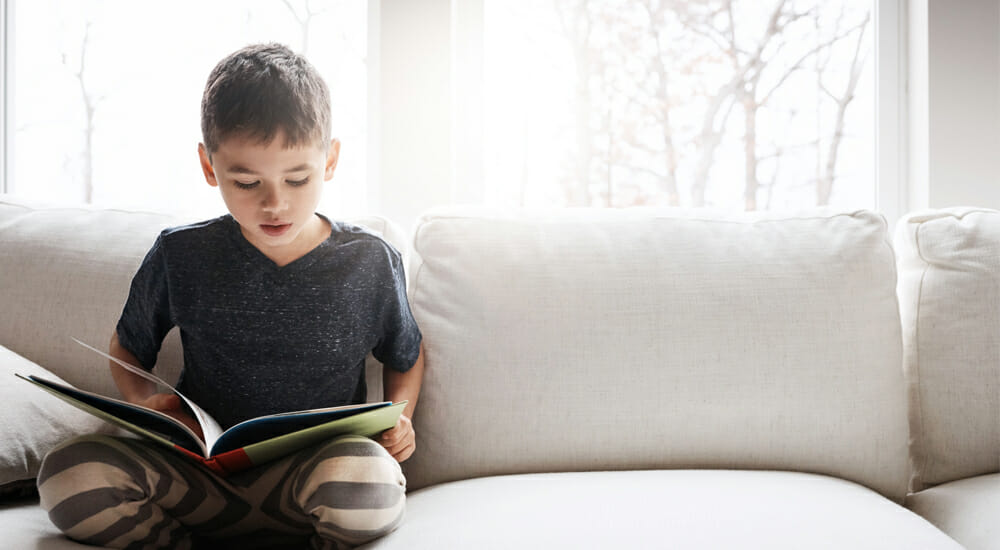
[{"xmin": 260, "ymin": 222, "xmax": 291, "ymax": 237}]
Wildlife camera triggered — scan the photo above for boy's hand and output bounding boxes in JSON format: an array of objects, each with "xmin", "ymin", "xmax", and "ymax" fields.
[
  {"xmin": 380, "ymin": 414, "xmax": 415, "ymax": 463},
  {"xmin": 134, "ymin": 393, "xmax": 205, "ymax": 442}
]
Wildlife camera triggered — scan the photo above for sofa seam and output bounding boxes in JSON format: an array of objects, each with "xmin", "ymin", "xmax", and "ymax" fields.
[
  {"xmin": 878, "ymin": 214, "xmax": 912, "ymax": 503},
  {"xmin": 416, "ymin": 209, "xmax": 873, "ymax": 226},
  {"xmin": 909, "ymin": 221, "xmax": 929, "ymax": 494},
  {"xmin": 408, "ymin": 219, "xmax": 430, "ymax": 319},
  {"xmin": 0, "ymin": 199, "xmax": 183, "ymax": 219},
  {"xmin": 906, "ymin": 208, "xmax": 997, "ymax": 224}
]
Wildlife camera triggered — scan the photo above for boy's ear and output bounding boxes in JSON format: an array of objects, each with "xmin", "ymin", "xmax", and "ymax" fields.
[
  {"xmin": 198, "ymin": 143, "xmax": 219, "ymax": 187},
  {"xmin": 324, "ymin": 139, "xmax": 341, "ymax": 180}
]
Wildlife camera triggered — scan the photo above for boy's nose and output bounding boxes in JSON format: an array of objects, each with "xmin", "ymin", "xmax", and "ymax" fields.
[{"xmin": 261, "ymin": 188, "xmax": 288, "ymax": 212}]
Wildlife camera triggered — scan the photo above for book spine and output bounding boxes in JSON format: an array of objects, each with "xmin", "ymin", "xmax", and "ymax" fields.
[
  {"xmin": 208, "ymin": 448, "xmax": 256, "ymax": 476},
  {"xmin": 168, "ymin": 445, "xmax": 252, "ymax": 477}
]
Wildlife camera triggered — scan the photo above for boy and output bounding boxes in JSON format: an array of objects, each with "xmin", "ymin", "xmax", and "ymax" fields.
[{"xmin": 36, "ymin": 43, "xmax": 424, "ymax": 550}]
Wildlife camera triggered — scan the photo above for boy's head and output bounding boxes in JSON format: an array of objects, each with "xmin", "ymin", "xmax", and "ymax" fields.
[
  {"xmin": 197, "ymin": 43, "xmax": 340, "ymax": 263},
  {"xmin": 200, "ymin": 43, "xmax": 332, "ymax": 158}
]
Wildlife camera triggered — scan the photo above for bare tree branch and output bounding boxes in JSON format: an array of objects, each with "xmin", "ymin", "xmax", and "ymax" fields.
[
  {"xmin": 281, "ymin": 0, "xmax": 323, "ymax": 55},
  {"xmin": 63, "ymin": 21, "xmax": 100, "ymax": 203},
  {"xmin": 817, "ymin": 9, "xmax": 870, "ymax": 205},
  {"xmin": 758, "ymin": 16, "xmax": 868, "ymax": 107}
]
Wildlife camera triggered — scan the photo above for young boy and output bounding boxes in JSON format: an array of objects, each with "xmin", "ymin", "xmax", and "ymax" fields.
[{"xmin": 36, "ymin": 43, "xmax": 425, "ymax": 550}]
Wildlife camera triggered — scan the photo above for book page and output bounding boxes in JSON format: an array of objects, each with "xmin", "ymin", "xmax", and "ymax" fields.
[
  {"xmin": 17, "ymin": 373, "xmax": 207, "ymax": 456},
  {"xmin": 73, "ymin": 338, "xmax": 224, "ymax": 451}
]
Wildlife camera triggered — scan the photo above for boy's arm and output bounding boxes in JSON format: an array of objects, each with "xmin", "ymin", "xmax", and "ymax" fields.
[
  {"xmin": 109, "ymin": 332, "xmax": 157, "ymax": 402},
  {"xmin": 380, "ymin": 343, "xmax": 425, "ymax": 462},
  {"xmin": 109, "ymin": 333, "xmax": 203, "ymax": 439},
  {"xmin": 382, "ymin": 343, "xmax": 425, "ymax": 419}
]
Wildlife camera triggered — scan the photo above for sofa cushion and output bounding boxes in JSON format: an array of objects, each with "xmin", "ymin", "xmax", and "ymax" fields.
[
  {"xmin": 0, "ymin": 197, "xmax": 179, "ymax": 397},
  {"xmin": 360, "ymin": 470, "xmax": 962, "ymax": 549},
  {"xmin": 894, "ymin": 208, "xmax": 1000, "ymax": 491},
  {"xmin": 0, "ymin": 499, "xmax": 94, "ymax": 549},
  {"xmin": 906, "ymin": 473, "xmax": 1000, "ymax": 550},
  {"xmin": 4, "ymin": 471, "xmax": 966, "ymax": 550},
  {"xmin": 404, "ymin": 207, "xmax": 910, "ymax": 501},
  {"xmin": 0, "ymin": 345, "xmax": 114, "ymax": 497}
]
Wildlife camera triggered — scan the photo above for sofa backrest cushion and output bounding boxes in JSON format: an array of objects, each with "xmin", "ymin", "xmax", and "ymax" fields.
[
  {"xmin": 0, "ymin": 195, "xmax": 406, "ymax": 403},
  {"xmin": 0, "ymin": 198, "xmax": 179, "ymax": 397},
  {"xmin": 894, "ymin": 208, "xmax": 1000, "ymax": 491},
  {"xmin": 403, "ymin": 207, "xmax": 910, "ymax": 501}
]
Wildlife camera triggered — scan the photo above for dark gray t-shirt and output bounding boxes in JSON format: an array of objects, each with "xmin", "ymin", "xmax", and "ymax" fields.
[{"xmin": 116, "ymin": 213, "xmax": 421, "ymax": 429}]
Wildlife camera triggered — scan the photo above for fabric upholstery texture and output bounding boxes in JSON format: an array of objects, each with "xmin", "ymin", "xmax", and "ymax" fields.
[
  {"xmin": 403, "ymin": 207, "xmax": 910, "ymax": 501},
  {"xmin": 3, "ymin": 197, "xmax": 987, "ymax": 549},
  {"xmin": 360, "ymin": 470, "xmax": 963, "ymax": 549},
  {"xmin": 905, "ymin": 473, "xmax": 1000, "ymax": 550},
  {"xmin": 0, "ymin": 345, "xmax": 114, "ymax": 496},
  {"xmin": 0, "ymin": 201, "xmax": 180, "ymax": 397},
  {"xmin": 1, "ymin": 497, "xmax": 94, "ymax": 549},
  {"xmin": 894, "ymin": 208, "xmax": 1000, "ymax": 491}
]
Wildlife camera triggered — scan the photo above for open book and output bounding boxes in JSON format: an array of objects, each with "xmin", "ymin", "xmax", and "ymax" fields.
[{"xmin": 16, "ymin": 339, "xmax": 406, "ymax": 476}]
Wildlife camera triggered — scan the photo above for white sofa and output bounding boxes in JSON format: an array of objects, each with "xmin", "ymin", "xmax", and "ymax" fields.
[{"xmin": 0, "ymin": 195, "xmax": 995, "ymax": 549}]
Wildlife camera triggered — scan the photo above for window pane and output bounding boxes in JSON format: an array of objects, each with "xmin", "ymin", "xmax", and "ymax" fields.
[
  {"xmin": 12, "ymin": 0, "xmax": 367, "ymax": 219},
  {"xmin": 482, "ymin": 0, "xmax": 874, "ymax": 211}
]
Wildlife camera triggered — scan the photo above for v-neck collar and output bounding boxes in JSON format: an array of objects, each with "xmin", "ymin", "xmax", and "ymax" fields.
[{"xmin": 224, "ymin": 213, "xmax": 335, "ymax": 276}]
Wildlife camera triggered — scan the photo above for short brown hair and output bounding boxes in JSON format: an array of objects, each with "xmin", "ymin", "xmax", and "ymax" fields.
[{"xmin": 200, "ymin": 43, "xmax": 331, "ymax": 157}]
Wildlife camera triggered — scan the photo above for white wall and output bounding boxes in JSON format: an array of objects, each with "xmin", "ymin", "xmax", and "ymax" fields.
[{"xmin": 910, "ymin": 0, "xmax": 1000, "ymax": 210}]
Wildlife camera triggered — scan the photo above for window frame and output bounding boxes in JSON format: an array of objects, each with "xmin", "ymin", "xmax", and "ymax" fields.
[
  {"xmin": 875, "ymin": 0, "xmax": 908, "ymax": 226},
  {"xmin": 1, "ymin": 0, "xmax": 11, "ymax": 195}
]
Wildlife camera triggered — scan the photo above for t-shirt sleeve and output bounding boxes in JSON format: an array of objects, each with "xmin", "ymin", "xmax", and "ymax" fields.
[
  {"xmin": 372, "ymin": 244, "xmax": 422, "ymax": 373},
  {"xmin": 115, "ymin": 233, "xmax": 174, "ymax": 371}
]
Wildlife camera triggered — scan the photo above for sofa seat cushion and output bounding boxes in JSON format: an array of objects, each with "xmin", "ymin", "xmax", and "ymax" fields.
[
  {"xmin": 361, "ymin": 469, "xmax": 962, "ymax": 549},
  {"xmin": 0, "ymin": 498, "xmax": 94, "ymax": 549},
  {"xmin": 2, "ymin": 470, "xmax": 964, "ymax": 550},
  {"xmin": 906, "ymin": 473, "xmax": 1000, "ymax": 550}
]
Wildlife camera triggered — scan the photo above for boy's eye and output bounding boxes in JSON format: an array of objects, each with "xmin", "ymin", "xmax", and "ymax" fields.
[
  {"xmin": 234, "ymin": 181, "xmax": 259, "ymax": 190},
  {"xmin": 288, "ymin": 177, "xmax": 310, "ymax": 187}
]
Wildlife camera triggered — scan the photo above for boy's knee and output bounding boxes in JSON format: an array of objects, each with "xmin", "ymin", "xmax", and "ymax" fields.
[
  {"xmin": 295, "ymin": 435, "xmax": 407, "ymax": 542},
  {"xmin": 37, "ymin": 435, "xmax": 199, "ymax": 549},
  {"xmin": 295, "ymin": 435, "xmax": 405, "ymax": 490},
  {"xmin": 37, "ymin": 435, "xmax": 149, "ymax": 523}
]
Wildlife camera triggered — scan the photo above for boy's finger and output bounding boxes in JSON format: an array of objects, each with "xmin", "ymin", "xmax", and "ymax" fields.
[
  {"xmin": 386, "ymin": 430, "xmax": 414, "ymax": 452},
  {"xmin": 393, "ymin": 441, "xmax": 415, "ymax": 463},
  {"xmin": 161, "ymin": 395, "xmax": 181, "ymax": 411},
  {"xmin": 145, "ymin": 393, "xmax": 177, "ymax": 411}
]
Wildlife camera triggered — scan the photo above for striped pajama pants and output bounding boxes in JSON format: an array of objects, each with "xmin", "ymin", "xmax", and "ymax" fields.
[{"xmin": 36, "ymin": 433, "xmax": 406, "ymax": 549}]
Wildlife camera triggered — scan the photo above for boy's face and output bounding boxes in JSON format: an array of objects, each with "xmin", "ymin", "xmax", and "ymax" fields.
[{"xmin": 198, "ymin": 131, "xmax": 340, "ymax": 260}]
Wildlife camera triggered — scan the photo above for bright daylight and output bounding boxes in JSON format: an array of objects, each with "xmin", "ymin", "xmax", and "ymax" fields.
[{"xmin": 10, "ymin": 0, "xmax": 873, "ymax": 220}]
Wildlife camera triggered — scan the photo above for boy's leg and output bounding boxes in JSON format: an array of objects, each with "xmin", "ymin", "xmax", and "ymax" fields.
[
  {"xmin": 262, "ymin": 434, "xmax": 407, "ymax": 549},
  {"xmin": 37, "ymin": 434, "xmax": 250, "ymax": 549}
]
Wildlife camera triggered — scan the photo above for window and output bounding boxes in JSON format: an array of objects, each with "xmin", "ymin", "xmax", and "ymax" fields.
[
  {"xmin": 480, "ymin": 0, "xmax": 874, "ymax": 211},
  {"xmin": 7, "ymin": 0, "xmax": 367, "ymax": 219},
  {"xmin": 3, "ymin": 0, "xmax": 893, "ymax": 227}
]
